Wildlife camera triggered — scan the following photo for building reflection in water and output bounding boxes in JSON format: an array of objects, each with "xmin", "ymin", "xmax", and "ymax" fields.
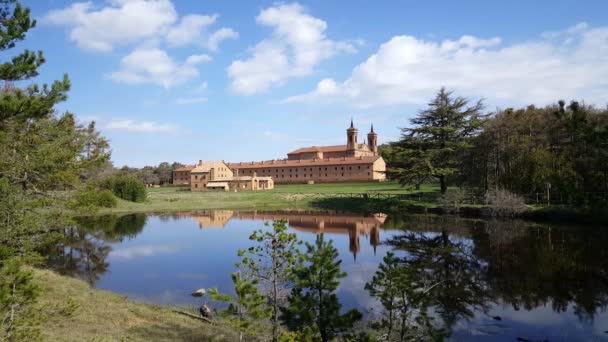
[
  {"xmin": 231, "ymin": 211, "xmax": 386, "ymax": 261},
  {"xmin": 190, "ymin": 210, "xmax": 235, "ymax": 229}
]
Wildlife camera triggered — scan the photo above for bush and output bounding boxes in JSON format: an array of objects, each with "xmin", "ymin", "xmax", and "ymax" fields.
[
  {"xmin": 484, "ymin": 189, "xmax": 528, "ymax": 217},
  {"xmin": 100, "ymin": 175, "xmax": 147, "ymax": 203},
  {"xmin": 70, "ymin": 189, "xmax": 117, "ymax": 209},
  {"xmin": 439, "ymin": 188, "xmax": 467, "ymax": 210}
]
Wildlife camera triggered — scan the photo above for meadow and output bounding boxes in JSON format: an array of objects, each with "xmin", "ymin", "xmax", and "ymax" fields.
[{"xmin": 102, "ymin": 182, "xmax": 439, "ymax": 214}]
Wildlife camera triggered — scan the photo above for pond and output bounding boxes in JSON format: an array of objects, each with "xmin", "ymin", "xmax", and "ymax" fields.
[{"xmin": 47, "ymin": 210, "xmax": 608, "ymax": 341}]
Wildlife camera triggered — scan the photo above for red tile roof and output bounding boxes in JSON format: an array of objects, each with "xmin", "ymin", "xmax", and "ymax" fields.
[
  {"xmin": 174, "ymin": 165, "xmax": 196, "ymax": 172},
  {"xmin": 287, "ymin": 145, "xmax": 347, "ymax": 155},
  {"xmin": 227, "ymin": 156, "xmax": 381, "ymax": 169}
]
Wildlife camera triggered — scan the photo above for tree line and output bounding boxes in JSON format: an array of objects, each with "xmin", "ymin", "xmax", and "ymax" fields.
[
  {"xmin": 115, "ymin": 161, "xmax": 186, "ymax": 186},
  {"xmin": 382, "ymin": 88, "xmax": 608, "ymax": 207}
]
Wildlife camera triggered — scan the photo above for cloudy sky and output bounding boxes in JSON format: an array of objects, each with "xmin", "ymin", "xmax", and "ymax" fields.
[{"xmin": 18, "ymin": 0, "xmax": 608, "ymax": 166}]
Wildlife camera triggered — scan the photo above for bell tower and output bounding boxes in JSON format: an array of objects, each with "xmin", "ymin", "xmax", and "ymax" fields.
[
  {"xmin": 346, "ymin": 119, "xmax": 358, "ymax": 156},
  {"xmin": 367, "ymin": 124, "xmax": 378, "ymax": 155}
]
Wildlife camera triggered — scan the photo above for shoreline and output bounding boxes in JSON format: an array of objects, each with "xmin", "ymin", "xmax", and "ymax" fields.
[
  {"xmin": 88, "ymin": 184, "xmax": 606, "ymax": 225},
  {"xmin": 32, "ymin": 268, "xmax": 241, "ymax": 342}
]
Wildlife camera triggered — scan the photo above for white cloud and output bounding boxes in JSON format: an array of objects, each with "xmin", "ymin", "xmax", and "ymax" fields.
[
  {"xmin": 284, "ymin": 23, "xmax": 608, "ymax": 108},
  {"xmin": 108, "ymin": 47, "xmax": 210, "ymax": 88},
  {"xmin": 195, "ymin": 81, "xmax": 208, "ymax": 93},
  {"xmin": 164, "ymin": 14, "xmax": 238, "ymax": 50},
  {"xmin": 185, "ymin": 54, "xmax": 212, "ymax": 64},
  {"xmin": 44, "ymin": 0, "xmax": 177, "ymax": 52},
  {"xmin": 106, "ymin": 119, "xmax": 178, "ymax": 133},
  {"xmin": 166, "ymin": 14, "xmax": 217, "ymax": 46},
  {"xmin": 45, "ymin": 1, "xmax": 238, "ymax": 53},
  {"xmin": 228, "ymin": 3, "xmax": 355, "ymax": 95},
  {"xmin": 176, "ymin": 97, "xmax": 208, "ymax": 105},
  {"xmin": 207, "ymin": 27, "xmax": 239, "ymax": 51},
  {"xmin": 109, "ymin": 245, "xmax": 177, "ymax": 260}
]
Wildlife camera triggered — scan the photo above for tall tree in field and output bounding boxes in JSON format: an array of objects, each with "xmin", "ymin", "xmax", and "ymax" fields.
[
  {"xmin": 392, "ymin": 88, "xmax": 486, "ymax": 194},
  {"xmin": 281, "ymin": 234, "xmax": 362, "ymax": 342},
  {"xmin": 236, "ymin": 220, "xmax": 302, "ymax": 342}
]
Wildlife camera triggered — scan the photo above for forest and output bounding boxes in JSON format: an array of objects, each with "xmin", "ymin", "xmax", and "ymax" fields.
[{"xmin": 382, "ymin": 88, "xmax": 608, "ymax": 207}]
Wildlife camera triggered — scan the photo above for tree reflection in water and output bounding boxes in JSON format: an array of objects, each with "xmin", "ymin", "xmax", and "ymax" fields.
[
  {"xmin": 384, "ymin": 214, "xmax": 608, "ymax": 334},
  {"xmin": 46, "ymin": 214, "xmax": 147, "ymax": 286}
]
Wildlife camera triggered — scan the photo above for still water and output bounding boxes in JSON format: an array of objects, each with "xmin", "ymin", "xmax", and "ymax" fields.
[{"xmin": 48, "ymin": 210, "xmax": 608, "ymax": 341}]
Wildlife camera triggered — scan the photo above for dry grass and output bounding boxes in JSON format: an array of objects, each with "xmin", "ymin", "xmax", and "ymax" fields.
[{"xmin": 33, "ymin": 268, "xmax": 239, "ymax": 342}]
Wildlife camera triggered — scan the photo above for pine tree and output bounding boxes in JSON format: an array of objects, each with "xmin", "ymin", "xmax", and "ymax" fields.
[
  {"xmin": 281, "ymin": 234, "xmax": 362, "ymax": 342},
  {"xmin": 365, "ymin": 252, "xmax": 444, "ymax": 341},
  {"xmin": 0, "ymin": 1, "xmax": 109, "ymax": 339},
  {"xmin": 237, "ymin": 220, "xmax": 302, "ymax": 342},
  {"xmin": 391, "ymin": 88, "xmax": 486, "ymax": 194},
  {"xmin": 209, "ymin": 272, "xmax": 270, "ymax": 341},
  {"xmin": 0, "ymin": 0, "xmax": 70, "ymax": 124}
]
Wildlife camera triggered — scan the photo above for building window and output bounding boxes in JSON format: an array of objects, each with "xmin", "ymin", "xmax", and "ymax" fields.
[
  {"xmin": 358, "ymin": 166, "xmax": 361, "ymax": 169},
  {"xmin": 195, "ymin": 184, "xmax": 198, "ymax": 188},
  {"xmin": 341, "ymin": 173, "xmax": 344, "ymax": 177},
  {"xmin": 349, "ymin": 167, "xmax": 352, "ymax": 170},
  {"xmin": 195, "ymin": 175, "xmax": 198, "ymax": 179}
]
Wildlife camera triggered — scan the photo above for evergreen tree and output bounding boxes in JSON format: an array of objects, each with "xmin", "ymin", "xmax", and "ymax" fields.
[
  {"xmin": 209, "ymin": 271, "xmax": 270, "ymax": 342},
  {"xmin": 391, "ymin": 88, "xmax": 486, "ymax": 194},
  {"xmin": 281, "ymin": 234, "xmax": 362, "ymax": 342},
  {"xmin": 0, "ymin": 1, "xmax": 110, "ymax": 339},
  {"xmin": 237, "ymin": 220, "xmax": 302, "ymax": 342},
  {"xmin": 365, "ymin": 252, "xmax": 444, "ymax": 341},
  {"xmin": 0, "ymin": 0, "xmax": 70, "ymax": 124}
]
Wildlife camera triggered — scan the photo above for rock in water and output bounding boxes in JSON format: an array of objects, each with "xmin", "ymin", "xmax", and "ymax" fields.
[
  {"xmin": 192, "ymin": 288, "xmax": 206, "ymax": 297},
  {"xmin": 200, "ymin": 303, "xmax": 211, "ymax": 318}
]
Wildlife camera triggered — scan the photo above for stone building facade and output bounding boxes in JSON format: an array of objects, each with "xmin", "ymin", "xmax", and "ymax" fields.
[
  {"xmin": 173, "ymin": 121, "xmax": 386, "ymax": 186},
  {"xmin": 228, "ymin": 122, "xmax": 386, "ymax": 184},
  {"xmin": 189, "ymin": 160, "xmax": 273, "ymax": 191},
  {"xmin": 173, "ymin": 165, "xmax": 195, "ymax": 185}
]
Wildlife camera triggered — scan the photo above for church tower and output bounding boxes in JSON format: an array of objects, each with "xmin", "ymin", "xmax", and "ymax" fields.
[
  {"xmin": 346, "ymin": 119, "xmax": 358, "ymax": 156},
  {"xmin": 367, "ymin": 124, "xmax": 378, "ymax": 155}
]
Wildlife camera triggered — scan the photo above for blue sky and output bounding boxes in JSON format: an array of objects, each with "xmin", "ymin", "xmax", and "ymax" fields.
[{"xmin": 14, "ymin": 0, "xmax": 608, "ymax": 167}]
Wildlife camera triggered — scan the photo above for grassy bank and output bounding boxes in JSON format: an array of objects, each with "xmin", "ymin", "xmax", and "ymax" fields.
[
  {"xmin": 33, "ymin": 268, "xmax": 238, "ymax": 342},
  {"xmin": 100, "ymin": 182, "xmax": 437, "ymax": 214}
]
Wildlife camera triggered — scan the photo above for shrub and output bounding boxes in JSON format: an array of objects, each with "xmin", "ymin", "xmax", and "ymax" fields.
[
  {"xmin": 70, "ymin": 189, "xmax": 117, "ymax": 209},
  {"xmin": 96, "ymin": 190, "xmax": 118, "ymax": 207},
  {"xmin": 100, "ymin": 175, "xmax": 147, "ymax": 203},
  {"xmin": 484, "ymin": 189, "xmax": 528, "ymax": 217},
  {"xmin": 439, "ymin": 188, "xmax": 467, "ymax": 210}
]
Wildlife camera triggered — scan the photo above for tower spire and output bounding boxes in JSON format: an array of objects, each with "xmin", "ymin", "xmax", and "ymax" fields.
[
  {"xmin": 371, "ymin": 123, "xmax": 374, "ymax": 133},
  {"xmin": 350, "ymin": 118, "xmax": 354, "ymax": 128}
]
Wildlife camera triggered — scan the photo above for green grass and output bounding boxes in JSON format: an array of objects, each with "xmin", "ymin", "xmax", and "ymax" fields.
[
  {"xmin": 100, "ymin": 182, "xmax": 437, "ymax": 214},
  {"xmin": 33, "ymin": 268, "xmax": 239, "ymax": 342}
]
